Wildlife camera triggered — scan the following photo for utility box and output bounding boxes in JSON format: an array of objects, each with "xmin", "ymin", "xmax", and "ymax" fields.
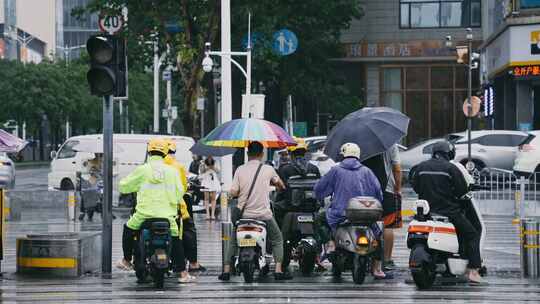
[{"xmin": 16, "ymin": 232, "xmax": 101, "ymax": 277}]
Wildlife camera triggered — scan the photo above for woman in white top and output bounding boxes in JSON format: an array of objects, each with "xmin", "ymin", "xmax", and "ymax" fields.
[{"xmin": 199, "ymin": 156, "xmax": 221, "ymax": 220}]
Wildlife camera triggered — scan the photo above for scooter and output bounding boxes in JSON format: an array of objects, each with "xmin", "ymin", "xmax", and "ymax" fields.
[
  {"xmin": 235, "ymin": 219, "xmax": 272, "ymax": 283},
  {"xmin": 330, "ymin": 196, "xmax": 383, "ymax": 284},
  {"xmin": 280, "ymin": 175, "xmax": 321, "ymax": 276},
  {"xmin": 133, "ymin": 218, "xmax": 173, "ymax": 288},
  {"xmin": 406, "ymin": 185, "xmax": 488, "ymax": 289}
]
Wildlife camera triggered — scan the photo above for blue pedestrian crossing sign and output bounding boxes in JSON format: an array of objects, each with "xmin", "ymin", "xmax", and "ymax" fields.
[{"xmin": 273, "ymin": 29, "xmax": 298, "ymax": 56}]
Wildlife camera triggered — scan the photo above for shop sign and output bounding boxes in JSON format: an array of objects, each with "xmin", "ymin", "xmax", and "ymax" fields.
[
  {"xmin": 512, "ymin": 65, "xmax": 540, "ymax": 77},
  {"xmin": 345, "ymin": 40, "xmax": 466, "ymax": 58}
]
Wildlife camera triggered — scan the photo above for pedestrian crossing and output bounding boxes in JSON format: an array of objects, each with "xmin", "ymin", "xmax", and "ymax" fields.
[{"xmin": 0, "ymin": 212, "xmax": 537, "ymax": 303}]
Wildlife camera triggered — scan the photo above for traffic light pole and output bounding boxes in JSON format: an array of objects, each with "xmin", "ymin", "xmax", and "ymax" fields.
[{"xmin": 102, "ymin": 95, "xmax": 114, "ymax": 275}]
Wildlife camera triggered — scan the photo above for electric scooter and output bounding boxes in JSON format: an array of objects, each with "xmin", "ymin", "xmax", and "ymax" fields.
[
  {"xmin": 280, "ymin": 175, "xmax": 321, "ymax": 276},
  {"xmin": 330, "ymin": 196, "xmax": 383, "ymax": 285},
  {"xmin": 406, "ymin": 184, "xmax": 488, "ymax": 289},
  {"xmin": 235, "ymin": 219, "xmax": 272, "ymax": 283}
]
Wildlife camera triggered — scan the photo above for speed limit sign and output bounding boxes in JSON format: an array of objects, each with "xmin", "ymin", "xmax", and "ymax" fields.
[{"xmin": 99, "ymin": 15, "xmax": 124, "ymax": 35}]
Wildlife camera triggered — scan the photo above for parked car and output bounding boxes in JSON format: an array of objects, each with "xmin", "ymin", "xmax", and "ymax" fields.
[
  {"xmin": 48, "ymin": 134, "xmax": 195, "ymax": 202},
  {"xmin": 514, "ymin": 130, "xmax": 540, "ymax": 178},
  {"xmin": 0, "ymin": 152, "xmax": 15, "ymax": 189},
  {"xmin": 400, "ymin": 130, "xmax": 528, "ymax": 175},
  {"xmin": 400, "ymin": 138, "xmax": 443, "ymax": 173},
  {"xmin": 450, "ymin": 130, "xmax": 528, "ymax": 173}
]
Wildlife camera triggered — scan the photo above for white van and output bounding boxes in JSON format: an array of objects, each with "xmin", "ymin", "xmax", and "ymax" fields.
[{"xmin": 48, "ymin": 134, "xmax": 194, "ymax": 198}]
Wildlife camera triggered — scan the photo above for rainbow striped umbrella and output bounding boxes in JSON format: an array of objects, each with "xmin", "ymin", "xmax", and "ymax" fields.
[{"xmin": 201, "ymin": 118, "xmax": 296, "ymax": 148}]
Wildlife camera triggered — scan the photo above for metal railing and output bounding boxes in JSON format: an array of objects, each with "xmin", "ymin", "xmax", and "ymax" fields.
[{"xmin": 474, "ymin": 170, "xmax": 539, "ymax": 217}]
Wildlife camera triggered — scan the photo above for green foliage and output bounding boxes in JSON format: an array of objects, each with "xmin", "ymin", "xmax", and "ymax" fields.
[
  {"xmin": 76, "ymin": 0, "xmax": 363, "ymax": 136},
  {"xmin": 0, "ymin": 59, "xmax": 154, "ymax": 141}
]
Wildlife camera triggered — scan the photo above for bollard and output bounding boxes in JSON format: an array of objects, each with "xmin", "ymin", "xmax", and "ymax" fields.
[
  {"xmin": 220, "ymin": 192, "xmax": 233, "ymax": 271},
  {"xmin": 513, "ymin": 177, "xmax": 528, "ymax": 225},
  {"xmin": 67, "ymin": 191, "xmax": 76, "ymax": 222},
  {"xmin": 520, "ymin": 218, "xmax": 540, "ymax": 278},
  {"xmin": 0, "ymin": 188, "xmax": 4, "ymax": 274}
]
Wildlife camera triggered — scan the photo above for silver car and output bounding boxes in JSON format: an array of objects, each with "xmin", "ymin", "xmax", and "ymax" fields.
[
  {"xmin": 0, "ymin": 152, "xmax": 15, "ymax": 189},
  {"xmin": 450, "ymin": 130, "xmax": 528, "ymax": 172},
  {"xmin": 400, "ymin": 138, "xmax": 444, "ymax": 173},
  {"xmin": 401, "ymin": 131, "xmax": 529, "ymax": 174}
]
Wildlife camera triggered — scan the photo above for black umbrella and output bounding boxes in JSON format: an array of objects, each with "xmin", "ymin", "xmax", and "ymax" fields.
[
  {"xmin": 324, "ymin": 107, "xmax": 410, "ymax": 161},
  {"xmin": 189, "ymin": 141, "xmax": 237, "ymax": 157}
]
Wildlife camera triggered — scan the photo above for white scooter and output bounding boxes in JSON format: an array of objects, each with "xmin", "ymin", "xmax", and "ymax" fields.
[
  {"xmin": 406, "ymin": 183, "xmax": 488, "ymax": 289},
  {"xmin": 235, "ymin": 219, "xmax": 272, "ymax": 283}
]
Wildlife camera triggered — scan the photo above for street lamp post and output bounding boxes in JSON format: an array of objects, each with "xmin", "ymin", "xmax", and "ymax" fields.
[
  {"xmin": 203, "ymin": 12, "xmax": 253, "ymax": 118},
  {"xmin": 466, "ymin": 28, "xmax": 473, "ymax": 167},
  {"xmin": 202, "ymin": 12, "xmax": 253, "ymax": 190},
  {"xmin": 445, "ymin": 29, "xmax": 479, "ymax": 172}
]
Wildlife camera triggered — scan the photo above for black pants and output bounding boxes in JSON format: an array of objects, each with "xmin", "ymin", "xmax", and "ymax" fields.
[
  {"xmin": 183, "ymin": 221, "xmax": 198, "ymax": 263},
  {"xmin": 449, "ymin": 213, "xmax": 482, "ymax": 269},
  {"xmin": 122, "ymin": 225, "xmax": 186, "ymax": 272}
]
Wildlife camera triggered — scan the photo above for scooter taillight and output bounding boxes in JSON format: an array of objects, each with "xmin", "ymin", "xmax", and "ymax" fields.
[
  {"xmin": 408, "ymin": 225, "xmax": 432, "ymax": 234},
  {"xmin": 237, "ymin": 226, "xmax": 263, "ymax": 233}
]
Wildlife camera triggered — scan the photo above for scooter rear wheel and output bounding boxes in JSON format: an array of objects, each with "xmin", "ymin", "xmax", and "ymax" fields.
[
  {"xmin": 299, "ymin": 251, "xmax": 316, "ymax": 276},
  {"xmin": 411, "ymin": 264, "xmax": 436, "ymax": 289},
  {"xmin": 241, "ymin": 262, "xmax": 255, "ymax": 283},
  {"xmin": 352, "ymin": 256, "xmax": 367, "ymax": 285},
  {"xmin": 153, "ymin": 269, "xmax": 165, "ymax": 289}
]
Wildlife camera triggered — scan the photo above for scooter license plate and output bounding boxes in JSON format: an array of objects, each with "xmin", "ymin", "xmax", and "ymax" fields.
[
  {"xmin": 157, "ymin": 254, "xmax": 167, "ymax": 261},
  {"xmin": 297, "ymin": 215, "xmax": 313, "ymax": 223},
  {"xmin": 239, "ymin": 239, "xmax": 257, "ymax": 247}
]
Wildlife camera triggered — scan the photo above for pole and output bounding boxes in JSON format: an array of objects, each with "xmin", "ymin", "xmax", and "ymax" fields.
[
  {"xmin": 467, "ymin": 31, "xmax": 473, "ymax": 168},
  {"xmin": 119, "ymin": 100, "xmax": 123, "ymax": 133},
  {"xmin": 221, "ymin": 0, "xmax": 233, "ymax": 190},
  {"xmin": 166, "ymin": 67, "xmax": 173, "ymax": 134},
  {"xmin": 246, "ymin": 13, "xmax": 252, "ymax": 115},
  {"xmin": 102, "ymin": 95, "xmax": 114, "ymax": 275},
  {"xmin": 153, "ymin": 41, "xmax": 160, "ymax": 133},
  {"xmin": 201, "ymin": 110, "xmax": 205, "ymax": 138}
]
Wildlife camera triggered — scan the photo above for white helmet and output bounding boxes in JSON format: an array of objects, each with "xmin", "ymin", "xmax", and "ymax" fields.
[{"xmin": 340, "ymin": 143, "xmax": 361, "ymax": 159}]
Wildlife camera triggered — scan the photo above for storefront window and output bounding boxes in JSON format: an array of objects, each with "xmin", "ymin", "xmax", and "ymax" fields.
[
  {"xmin": 431, "ymin": 91, "xmax": 454, "ymax": 138},
  {"xmin": 431, "ymin": 67, "xmax": 453, "ymax": 89},
  {"xmin": 406, "ymin": 67, "xmax": 428, "ymax": 90},
  {"xmin": 521, "ymin": 0, "xmax": 540, "ymax": 9},
  {"xmin": 381, "ymin": 65, "xmax": 477, "ymax": 144},
  {"xmin": 406, "ymin": 92, "xmax": 429, "ymax": 143},
  {"xmin": 400, "ymin": 0, "xmax": 481, "ymax": 28}
]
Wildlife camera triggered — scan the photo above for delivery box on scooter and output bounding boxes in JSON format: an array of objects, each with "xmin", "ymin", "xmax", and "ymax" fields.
[{"xmin": 345, "ymin": 196, "xmax": 383, "ymax": 224}]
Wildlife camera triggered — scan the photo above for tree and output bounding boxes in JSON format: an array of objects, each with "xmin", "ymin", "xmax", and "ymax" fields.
[
  {"xmin": 77, "ymin": 0, "xmax": 363, "ymax": 136},
  {"xmin": 0, "ymin": 59, "xmax": 156, "ymax": 155}
]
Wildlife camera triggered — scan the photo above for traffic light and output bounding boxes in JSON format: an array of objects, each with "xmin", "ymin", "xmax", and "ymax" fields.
[{"xmin": 86, "ymin": 34, "xmax": 126, "ymax": 97}]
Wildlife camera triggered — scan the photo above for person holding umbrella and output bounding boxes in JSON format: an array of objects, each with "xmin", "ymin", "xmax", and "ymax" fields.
[{"xmin": 314, "ymin": 143, "xmax": 388, "ymax": 279}]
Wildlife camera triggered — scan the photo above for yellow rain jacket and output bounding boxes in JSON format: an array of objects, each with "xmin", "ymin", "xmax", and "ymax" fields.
[
  {"xmin": 119, "ymin": 155, "xmax": 184, "ymax": 237},
  {"xmin": 164, "ymin": 155, "xmax": 190, "ymax": 221}
]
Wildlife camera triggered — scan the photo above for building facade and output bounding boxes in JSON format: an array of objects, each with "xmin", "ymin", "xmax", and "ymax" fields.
[
  {"xmin": 340, "ymin": 0, "xmax": 483, "ymax": 144},
  {"xmin": 0, "ymin": 0, "xmax": 98, "ymax": 62},
  {"xmin": 481, "ymin": 0, "xmax": 540, "ymax": 131}
]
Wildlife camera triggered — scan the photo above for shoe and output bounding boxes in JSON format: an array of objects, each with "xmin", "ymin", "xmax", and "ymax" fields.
[
  {"xmin": 373, "ymin": 271, "xmax": 394, "ymax": 280},
  {"xmin": 468, "ymin": 272, "xmax": 484, "ymax": 285},
  {"xmin": 115, "ymin": 259, "xmax": 133, "ymax": 271},
  {"xmin": 218, "ymin": 272, "xmax": 231, "ymax": 281},
  {"xmin": 383, "ymin": 260, "xmax": 396, "ymax": 271},
  {"xmin": 189, "ymin": 265, "xmax": 207, "ymax": 272},
  {"xmin": 178, "ymin": 274, "xmax": 197, "ymax": 283},
  {"xmin": 274, "ymin": 272, "xmax": 293, "ymax": 280}
]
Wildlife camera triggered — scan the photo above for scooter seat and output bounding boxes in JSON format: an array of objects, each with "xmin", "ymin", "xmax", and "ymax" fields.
[
  {"xmin": 236, "ymin": 219, "xmax": 266, "ymax": 227},
  {"xmin": 430, "ymin": 213, "xmax": 450, "ymax": 222},
  {"xmin": 140, "ymin": 218, "xmax": 171, "ymax": 231}
]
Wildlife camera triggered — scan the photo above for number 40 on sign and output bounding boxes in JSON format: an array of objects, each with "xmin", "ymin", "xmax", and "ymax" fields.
[{"xmin": 99, "ymin": 15, "xmax": 124, "ymax": 35}]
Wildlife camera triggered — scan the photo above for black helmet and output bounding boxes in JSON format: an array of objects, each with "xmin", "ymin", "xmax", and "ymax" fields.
[{"xmin": 431, "ymin": 141, "xmax": 455, "ymax": 160}]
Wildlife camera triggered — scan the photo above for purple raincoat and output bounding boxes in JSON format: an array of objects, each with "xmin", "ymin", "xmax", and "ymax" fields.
[{"xmin": 314, "ymin": 158, "xmax": 383, "ymax": 230}]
